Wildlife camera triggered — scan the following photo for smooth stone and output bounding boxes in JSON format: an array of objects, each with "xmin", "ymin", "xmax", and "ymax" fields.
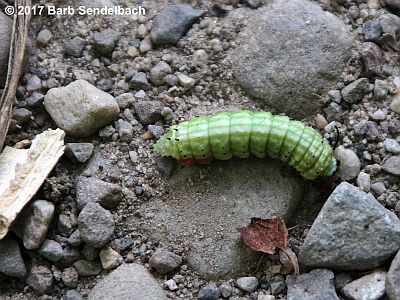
[
  {"xmin": 20, "ymin": 200, "xmax": 55, "ymax": 250},
  {"xmin": 390, "ymin": 93, "xmax": 400, "ymax": 114},
  {"xmin": 236, "ymin": 277, "xmax": 258, "ymax": 292},
  {"xmin": 286, "ymin": 269, "xmax": 339, "ymax": 300},
  {"xmin": 133, "ymin": 158, "xmax": 304, "ymax": 279},
  {"xmin": 230, "ymin": 0, "xmax": 353, "ymax": 118},
  {"xmin": 342, "ymin": 270, "xmax": 386, "ymax": 300},
  {"xmin": 334, "ymin": 146, "xmax": 361, "ymax": 180},
  {"xmin": 149, "ymin": 248, "xmax": 182, "ymax": 274},
  {"xmin": 44, "ymin": 80, "xmax": 119, "ymax": 137},
  {"xmin": 99, "ymin": 246, "xmax": 123, "ymax": 270},
  {"xmin": 299, "ymin": 182, "xmax": 400, "ymax": 270},
  {"xmin": 88, "ymin": 263, "xmax": 168, "ymax": 300},
  {"xmin": 39, "ymin": 239, "xmax": 64, "ymax": 262},
  {"xmin": 384, "ymin": 139, "xmax": 400, "ymax": 154}
]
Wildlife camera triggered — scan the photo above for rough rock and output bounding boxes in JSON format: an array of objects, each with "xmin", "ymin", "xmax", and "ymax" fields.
[
  {"xmin": 93, "ymin": 29, "xmax": 121, "ymax": 56},
  {"xmin": 65, "ymin": 290, "xmax": 83, "ymax": 300},
  {"xmin": 363, "ymin": 21, "xmax": 381, "ymax": 42},
  {"xmin": 360, "ymin": 42, "xmax": 383, "ymax": 77},
  {"xmin": 133, "ymin": 158, "xmax": 304, "ymax": 279},
  {"xmin": 64, "ymin": 36, "xmax": 87, "ymax": 58},
  {"xmin": 236, "ymin": 277, "xmax": 258, "ymax": 292},
  {"xmin": 75, "ymin": 176, "xmax": 123, "ymax": 210},
  {"xmin": 88, "ymin": 263, "xmax": 168, "ymax": 300},
  {"xmin": 44, "ymin": 80, "xmax": 119, "ymax": 137},
  {"xmin": 0, "ymin": 12, "xmax": 12, "ymax": 87},
  {"xmin": 149, "ymin": 248, "xmax": 183, "ymax": 274},
  {"xmin": 62, "ymin": 267, "xmax": 79, "ymax": 288},
  {"xmin": 286, "ymin": 269, "xmax": 339, "ymax": 300},
  {"xmin": 0, "ymin": 237, "xmax": 26, "ymax": 278},
  {"xmin": 334, "ymin": 146, "xmax": 361, "ymax": 180},
  {"xmin": 78, "ymin": 203, "xmax": 115, "ymax": 248},
  {"xmin": 342, "ymin": 270, "xmax": 386, "ymax": 300},
  {"xmin": 381, "ymin": 156, "xmax": 400, "ymax": 176},
  {"xmin": 150, "ymin": 4, "xmax": 205, "ymax": 45},
  {"xmin": 133, "ymin": 101, "xmax": 164, "ymax": 126},
  {"xmin": 341, "ymin": 78, "xmax": 371, "ymax": 104},
  {"xmin": 115, "ymin": 93, "xmax": 135, "ymax": 109},
  {"xmin": 116, "ymin": 119, "xmax": 133, "ymax": 142},
  {"xmin": 387, "ymin": 250, "xmax": 400, "ymax": 300},
  {"xmin": 150, "ymin": 61, "xmax": 172, "ymax": 85},
  {"xmin": 356, "ymin": 171, "xmax": 370, "ymax": 192},
  {"xmin": 299, "ymin": 182, "xmax": 400, "ymax": 270},
  {"xmin": 73, "ymin": 259, "xmax": 102, "ymax": 276},
  {"xmin": 26, "ymin": 75, "xmax": 42, "ymax": 92},
  {"xmin": 129, "ymin": 72, "xmax": 150, "ymax": 90},
  {"xmin": 27, "ymin": 264, "xmax": 54, "ymax": 295},
  {"xmin": 65, "ymin": 143, "xmax": 94, "ymax": 163},
  {"xmin": 20, "ymin": 200, "xmax": 55, "ymax": 250},
  {"xmin": 374, "ymin": 79, "xmax": 388, "ymax": 100},
  {"xmin": 230, "ymin": 0, "xmax": 353, "ymax": 118}
]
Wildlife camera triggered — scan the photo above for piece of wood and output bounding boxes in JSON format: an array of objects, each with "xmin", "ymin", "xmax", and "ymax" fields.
[
  {"xmin": 0, "ymin": 0, "xmax": 31, "ymax": 151},
  {"xmin": 0, "ymin": 128, "xmax": 65, "ymax": 240}
]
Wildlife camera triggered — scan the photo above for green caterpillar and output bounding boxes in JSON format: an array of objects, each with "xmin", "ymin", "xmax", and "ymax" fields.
[{"xmin": 154, "ymin": 110, "xmax": 336, "ymax": 180}]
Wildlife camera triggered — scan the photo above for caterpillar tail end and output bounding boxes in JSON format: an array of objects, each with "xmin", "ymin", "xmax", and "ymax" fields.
[{"xmin": 326, "ymin": 157, "xmax": 337, "ymax": 177}]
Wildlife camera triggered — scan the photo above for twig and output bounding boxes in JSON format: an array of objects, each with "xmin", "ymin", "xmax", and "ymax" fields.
[{"xmin": 0, "ymin": 0, "xmax": 31, "ymax": 151}]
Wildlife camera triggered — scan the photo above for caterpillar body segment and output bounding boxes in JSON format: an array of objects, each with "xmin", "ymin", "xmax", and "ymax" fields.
[{"xmin": 154, "ymin": 110, "xmax": 337, "ymax": 180}]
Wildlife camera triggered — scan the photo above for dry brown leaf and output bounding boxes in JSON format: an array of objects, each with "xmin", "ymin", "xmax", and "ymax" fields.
[{"xmin": 238, "ymin": 217, "xmax": 288, "ymax": 255}]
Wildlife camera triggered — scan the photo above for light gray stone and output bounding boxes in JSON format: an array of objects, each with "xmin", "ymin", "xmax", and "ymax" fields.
[
  {"xmin": 44, "ymin": 80, "xmax": 119, "ymax": 137},
  {"xmin": 299, "ymin": 182, "xmax": 400, "ymax": 270},
  {"xmin": 381, "ymin": 156, "xmax": 400, "ymax": 176},
  {"xmin": 37, "ymin": 29, "xmax": 53, "ymax": 45},
  {"xmin": 151, "ymin": 5, "xmax": 205, "ymax": 45},
  {"xmin": 286, "ymin": 269, "xmax": 339, "ymax": 300},
  {"xmin": 230, "ymin": 0, "xmax": 353, "ymax": 118},
  {"xmin": 342, "ymin": 270, "xmax": 386, "ymax": 300},
  {"xmin": 236, "ymin": 277, "xmax": 258, "ymax": 292},
  {"xmin": 356, "ymin": 171, "xmax": 370, "ymax": 192},
  {"xmin": 384, "ymin": 139, "xmax": 400, "ymax": 154},
  {"xmin": 133, "ymin": 158, "xmax": 304, "ymax": 279},
  {"xmin": 88, "ymin": 263, "xmax": 168, "ymax": 300},
  {"xmin": 387, "ymin": 250, "xmax": 400, "ymax": 300},
  {"xmin": 99, "ymin": 246, "xmax": 123, "ymax": 270},
  {"xmin": 150, "ymin": 61, "xmax": 172, "ymax": 85}
]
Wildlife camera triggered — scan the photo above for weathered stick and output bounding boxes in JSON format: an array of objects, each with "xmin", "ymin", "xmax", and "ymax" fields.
[
  {"xmin": 0, "ymin": 129, "xmax": 65, "ymax": 240},
  {"xmin": 0, "ymin": 0, "xmax": 31, "ymax": 151}
]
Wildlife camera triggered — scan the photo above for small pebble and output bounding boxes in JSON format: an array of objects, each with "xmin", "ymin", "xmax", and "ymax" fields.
[{"xmin": 236, "ymin": 277, "xmax": 258, "ymax": 293}]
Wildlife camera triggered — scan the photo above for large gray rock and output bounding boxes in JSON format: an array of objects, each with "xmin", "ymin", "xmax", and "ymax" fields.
[
  {"xmin": 230, "ymin": 0, "xmax": 353, "ymax": 118},
  {"xmin": 88, "ymin": 263, "xmax": 168, "ymax": 300},
  {"xmin": 299, "ymin": 182, "xmax": 400, "ymax": 270},
  {"xmin": 150, "ymin": 5, "xmax": 205, "ymax": 45},
  {"xmin": 134, "ymin": 158, "xmax": 304, "ymax": 279},
  {"xmin": 0, "ymin": 12, "xmax": 12, "ymax": 88},
  {"xmin": 0, "ymin": 237, "xmax": 26, "ymax": 278},
  {"xmin": 44, "ymin": 80, "xmax": 119, "ymax": 137},
  {"xmin": 387, "ymin": 250, "xmax": 400, "ymax": 300},
  {"xmin": 286, "ymin": 269, "xmax": 339, "ymax": 300}
]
